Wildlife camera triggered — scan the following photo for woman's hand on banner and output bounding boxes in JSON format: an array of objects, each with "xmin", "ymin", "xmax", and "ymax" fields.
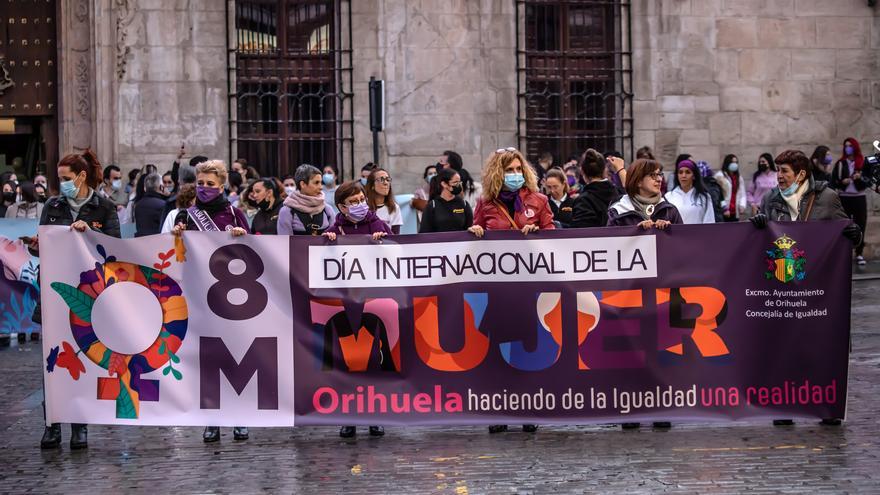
[
  {"xmin": 371, "ymin": 232, "xmax": 387, "ymax": 242},
  {"xmin": 467, "ymin": 225, "xmax": 484, "ymax": 238},
  {"xmin": 638, "ymin": 220, "xmax": 654, "ymax": 230},
  {"xmin": 322, "ymin": 232, "xmax": 337, "ymax": 242},
  {"xmin": 230, "ymin": 227, "xmax": 247, "ymax": 237},
  {"xmin": 70, "ymin": 220, "xmax": 89, "ymax": 233},
  {"xmin": 750, "ymin": 213, "xmax": 768, "ymax": 229},
  {"xmin": 171, "ymin": 223, "xmax": 186, "ymax": 236},
  {"xmin": 521, "ymin": 224, "xmax": 539, "ymax": 235},
  {"xmin": 654, "ymin": 220, "xmax": 671, "ymax": 230}
]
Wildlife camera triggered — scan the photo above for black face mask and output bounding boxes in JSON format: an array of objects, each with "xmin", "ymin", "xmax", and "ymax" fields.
[
  {"xmin": 258, "ymin": 199, "xmax": 272, "ymax": 211},
  {"xmin": 449, "ymin": 184, "xmax": 463, "ymax": 196},
  {"xmin": 38, "ymin": 194, "xmax": 47, "ymax": 203},
  {"xmin": 3, "ymin": 192, "xmax": 16, "ymax": 203}
]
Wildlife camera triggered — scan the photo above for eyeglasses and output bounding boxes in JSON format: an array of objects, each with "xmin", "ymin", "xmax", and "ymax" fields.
[
  {"xmin": 377, "ymin": 177, "xmax": 392, "ymax": 184},
  {"xmin": 496, "ymin": 147, "xmax": 517, "ymax": 154},
  {"xmin": 648, "ymin": 172, "xmax": 664, "ymax": 180}
]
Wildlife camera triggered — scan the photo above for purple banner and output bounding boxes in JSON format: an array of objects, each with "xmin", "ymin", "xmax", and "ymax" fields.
[{"xmin": 292, "ymin": 221, "xmax": 851, "ymax": 425}]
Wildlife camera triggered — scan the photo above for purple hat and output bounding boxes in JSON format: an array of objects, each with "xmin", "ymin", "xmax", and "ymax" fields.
[{"xmin": 695, "ymin": 160, "xmax": 713, "ymax": 178}]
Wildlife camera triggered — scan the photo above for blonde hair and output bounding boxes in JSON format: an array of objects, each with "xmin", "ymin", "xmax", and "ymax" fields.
[
  {"xmin": 482, "ymin": 149, "xmax": 538, "ymax": 200},
  {"xmin": 196, "ymin": 159, "xmax": 228, "ymax": 184}
]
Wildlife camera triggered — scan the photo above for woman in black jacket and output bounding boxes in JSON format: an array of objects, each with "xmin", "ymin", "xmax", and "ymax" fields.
[
  {"xmin": 419, "ymin": 168, "xmax": 473, "ymax": 233},
  {"xmin": 570, "ymin": 149, "xmax": 621, "ymax": 228},
  {"xmin": 544, "ymin": 169, "xmax": 575, "ymax": 227},
  {"xmin": 250, "ymin": 178, "xmax": 283, "ymax": 235},
  {"xmin": 35, "ymin": 149, "xmax": 120, "ymax": 451},
  {"xmin": 133, "ymin": 173, "xmax": 167, "ymax": 236}
]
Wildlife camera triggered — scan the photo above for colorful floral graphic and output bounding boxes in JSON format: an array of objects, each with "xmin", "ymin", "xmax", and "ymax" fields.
[{"xmin": 48, "ymin": 244, "xmax": 188, "ymax": 419}]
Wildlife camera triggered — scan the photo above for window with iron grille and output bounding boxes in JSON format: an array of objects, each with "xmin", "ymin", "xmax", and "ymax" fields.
[
  {"xmin": 516, "ymin": 0, "xmax": 632, "ymax": 164},
  {"xmin": 231, "ymin": 0, "xmax": 353, "ymax": 179}
]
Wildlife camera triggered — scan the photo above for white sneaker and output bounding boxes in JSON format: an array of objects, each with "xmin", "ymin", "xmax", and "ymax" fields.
[{"xmin": 857, "ymin": 256, "xmax": 866, "ymax": 266}]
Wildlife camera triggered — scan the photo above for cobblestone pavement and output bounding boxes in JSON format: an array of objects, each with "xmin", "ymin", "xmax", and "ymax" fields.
[{"xmin": 0, "ymin": 281, "xmax": 878, "ymax": 494}]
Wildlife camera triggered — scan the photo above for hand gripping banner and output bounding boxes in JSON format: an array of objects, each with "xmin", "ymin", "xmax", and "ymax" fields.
[{"xmin": 40, "ymin": 221, "xmax": 851, "ymax": 426}]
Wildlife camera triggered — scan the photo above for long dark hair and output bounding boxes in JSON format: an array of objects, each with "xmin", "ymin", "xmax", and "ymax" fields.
[
  {"xmin": 18, "ymin": 181, "xmax": 38, "ymax": 204},
  {"xmin": 809, "ymin": 146, "xmax": 830, "ymax": 176},
  {"xmin": 672, "ymin": 163, "xmax": 710, "ymax": 207},
  {"xmin": 753, "ymin": 152, "xmax": 777, "ymax": 183},
  {"xmin": 444, "ymin": 150, "xmax": 475, "ymax": 196},
  {"xmin": 722, "ymin": 154, "xmax": 739, "ymax": 177},
  {"xmin": 429, "ymin": 167, "xmax": 458, "ymax": 198}
]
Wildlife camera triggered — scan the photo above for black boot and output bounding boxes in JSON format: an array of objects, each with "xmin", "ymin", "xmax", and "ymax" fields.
[
  {"xmin": 820, "ymin": 418, "xmax": 841, "ymax": 426},
  {"xmin": 773, "ymin": 419, "xmax": 794, "ymax": 426},
  {"xmin": 17, "ymin": 332, "xmax": 27, "ymax": 343},
  {"xmin": 621, "ymin": 422, "xmax": 640, "ymax": 429},
  {"xmin": 652, "ymin": 422, "xmax": 672, "ymax": 429},
  {"xmin": 40, "ymin": 423, "xmax": 61, "ymax": 449},
  {"xmin": 488, "ymin": 425, "xmax": 508, "ymax": 433},
  {"xmin": 369, "ymin": 426, "xmax": 385, "ymax": 437},
  {"xmin": 233, "ymin": 426, "xmax": 249, "ymax": 440},
  {"xmin": 0, "ymin": 334, "xmax": 9, "ymax": 347},
  {"xmin": 203, "ymin": 426, "xmax": 220, "ymax": 443},
  {"xmin": 339, "ymin": 426, "xmax": 356, "ymax": 438},
  {"xmin": 522, "ymin": 424, "xmax": 538, "ymax": 432},
  {"xmin": 70, "ymin": 424, "xmax": 88, "ymax": 450}
]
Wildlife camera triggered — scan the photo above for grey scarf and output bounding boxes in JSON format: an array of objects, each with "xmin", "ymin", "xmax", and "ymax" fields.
[
  {"xmin": 630, "ymin": 194, "xmax": 662, "ymax": 220},
  {"xmin": 66, "ymin": 189, "xmax": 95, "ymax": 217}
]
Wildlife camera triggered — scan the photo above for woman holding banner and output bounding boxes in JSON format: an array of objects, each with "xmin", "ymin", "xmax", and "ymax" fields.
[
  {"xmin": 607, "ymin": 158, "xmax": 680, "ymax": 430},
  {"xmin": 751, "ymin": 149, "xmax": 859, "ymax": 427},
  {"xmin": 36, "ymin": 149, "xmax": 121, "ymax": 450},
  {"xmin": 171, "ymin": 159, "xmax": 251, "ymax": 443},
  {"xmin": 322, "ymin": 180, "xmax": 390, "ymax": 438},
  {"xmin": 608, "ymin": 159, "xmax": 683, "ymax": 230},
  {"xmin": 470, "ymin": 147, "xmax": 554, "ymax": 434},
  {"xmin": 418, "ymin": 168, "xmax": 473, "ymax": 233}
]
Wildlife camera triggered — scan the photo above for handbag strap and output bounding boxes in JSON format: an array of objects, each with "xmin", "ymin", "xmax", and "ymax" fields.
[
  {"xmin": 799, "ymin": 192, "xmax": 817, "ymax": 221},
  {"xmin": 492, "ymin": 199, "xmax": 521, "ymax": 230}
]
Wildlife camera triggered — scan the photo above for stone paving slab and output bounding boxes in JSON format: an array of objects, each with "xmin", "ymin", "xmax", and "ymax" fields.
[{"xmin": 0, "ymin": 281, "xmax": 877, "ymax": 494}]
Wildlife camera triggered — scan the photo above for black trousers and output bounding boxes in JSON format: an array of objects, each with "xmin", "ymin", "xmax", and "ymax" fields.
[{"xmin": 840, "ymin": 195, "xmax": 867, "ymax": 256}]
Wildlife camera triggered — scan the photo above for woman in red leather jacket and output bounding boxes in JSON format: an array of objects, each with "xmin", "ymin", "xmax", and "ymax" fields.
[
  {"xmin": 469, "ymin": 147, "xmax": 553, "ymax": 435},
  {"xmin": 469, "ymin": 147, "xmax": 555, "ymax": 237}
]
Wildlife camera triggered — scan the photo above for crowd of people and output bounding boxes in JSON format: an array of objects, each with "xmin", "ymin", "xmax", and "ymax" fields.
[{"xmin": 7, "ymin": 137, "xmax": 868, "ymax": 449}]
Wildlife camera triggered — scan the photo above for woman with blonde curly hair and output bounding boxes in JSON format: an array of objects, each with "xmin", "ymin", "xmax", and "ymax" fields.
[
  {"xmin": 469, "ymin": 147, "xmax": 555, "ymax": 238},
  {"xmin": 469, "ymin": 147, "xmax": 553, "ymax": 435}
]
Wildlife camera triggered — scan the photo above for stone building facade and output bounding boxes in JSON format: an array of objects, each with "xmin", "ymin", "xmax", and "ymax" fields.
[{"xmin": 1, "ymin": 0, "xmax": 879, "ymax": 195}]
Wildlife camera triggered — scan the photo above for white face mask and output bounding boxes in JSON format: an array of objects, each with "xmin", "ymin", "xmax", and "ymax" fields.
[{"xmin": 284, "ymin": 186, "xmax": 296, "ymax": 197}]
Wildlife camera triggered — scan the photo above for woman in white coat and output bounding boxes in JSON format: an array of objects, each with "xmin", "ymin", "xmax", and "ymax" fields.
[
  {"xmin": 664, "ymin": 159, "xmax": 715, "ymax": 224},
  {"xmin": 714, "ymin": 154, "xmax": 748, "ymax": 221}
]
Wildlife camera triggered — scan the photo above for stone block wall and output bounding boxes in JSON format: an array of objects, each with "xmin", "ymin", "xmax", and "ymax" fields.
[
  {"xmin": 632, "ymin": 0, "xmax": 880, "ymax": 179},
  {"xmin": 66, "ymin": 0, "xmax": 229, "ymax": 174},
  {"xmin": 350, "ymin": 0, "xmax": 517, "ymax": 193}
]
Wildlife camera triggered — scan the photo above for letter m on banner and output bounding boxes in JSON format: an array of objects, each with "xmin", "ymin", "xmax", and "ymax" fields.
[{"xmin": 310, "ymin": 299, "xmax": 401, "ymax": 372}]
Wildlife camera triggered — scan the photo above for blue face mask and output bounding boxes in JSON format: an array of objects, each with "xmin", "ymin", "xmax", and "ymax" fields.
[
  {"xmin": 60, "ymin": 179, "xmax": 79, "ymax": 199},
  {"xmin": 322, "ymin": 173, "xmax": 335, "ymax": 186},
  {"xmin": 824, "ymin": 155, "xmax": 833, "ymax": 165},
  {"xmin": 780, "ymin": 173, "xmax": 804, "ymax": 197},
  {"xmin": 503, "ymin": 173, "xmax": 525, "ymax": 191},
  {"xmin": 360, "ymin": 178, "xmax": 368, "ymax": 186},
  {"xmin": 426, "ymin": 173, "xmax": 437, "ymax": 183},
  {"xmin": 728, "ymin": 163, "xmax": 739, "ymax": 173}
]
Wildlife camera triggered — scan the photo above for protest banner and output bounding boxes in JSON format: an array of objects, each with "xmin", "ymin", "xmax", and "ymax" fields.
[{"xmin": 40, "ymin": 221, "xmax": 851, "ymax": 425}]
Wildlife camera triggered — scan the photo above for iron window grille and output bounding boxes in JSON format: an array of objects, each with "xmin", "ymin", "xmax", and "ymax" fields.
[
  {"xmin": 516, "ymin": 0, "xmax": 633, "ymax": 164},
  {"xmin": 229, "ymin": 0, "xmax": 353, "ymax": 179}
]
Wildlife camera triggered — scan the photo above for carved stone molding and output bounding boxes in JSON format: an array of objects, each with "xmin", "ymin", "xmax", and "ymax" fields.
[
  {"xmin": 115, "ymin": 0, "xmax": 135, "ymax": 80},
  {"xmin": 75, "ymin": 55, "xmax": 90, "ymax": 119},
  {"xmin": 74, "ymin": 0, "xmax": 89, "ymax": 23}
]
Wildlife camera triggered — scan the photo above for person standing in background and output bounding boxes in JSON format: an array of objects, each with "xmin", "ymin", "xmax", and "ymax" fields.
[
  {"xmin": 715, "ymin": 154, "xmax": 747, "ymax": 222},
  {"xmin": 748, "ymin": 153, "xmax": 778, "ymax": 216},
  {"xmin": 830, "ymin": 138, "xmax": 869, "ymax": 266}
]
